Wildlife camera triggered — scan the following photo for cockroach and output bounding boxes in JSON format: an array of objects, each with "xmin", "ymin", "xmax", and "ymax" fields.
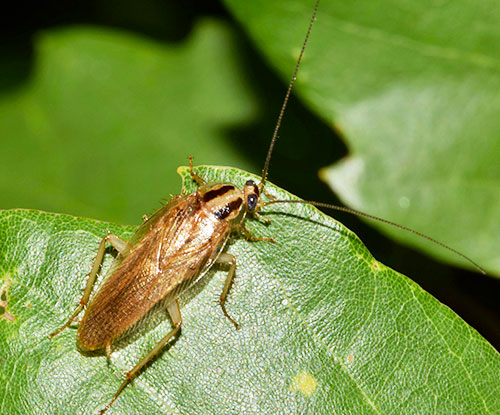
[{"xmin": 49, "ymin": 0, "xmax": 485, "ymax": 413}]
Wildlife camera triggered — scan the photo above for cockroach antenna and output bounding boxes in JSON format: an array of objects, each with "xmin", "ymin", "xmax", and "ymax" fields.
[
  {"xmin": 260, "ymin": 0, "xmax": 320, "ymax": 187},
  {"xmin": 262, "ymin": 199, "xmax": 486, "ymax": 275},
  {"xmin": 257, "ymin": 0, "xmax": 486, "ymax": 275}
]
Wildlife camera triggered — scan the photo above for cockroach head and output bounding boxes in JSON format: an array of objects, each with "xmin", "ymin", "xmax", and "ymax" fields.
[{"xmin": 243, "ymin": 180, "xmax": 260, "ymax": 212}]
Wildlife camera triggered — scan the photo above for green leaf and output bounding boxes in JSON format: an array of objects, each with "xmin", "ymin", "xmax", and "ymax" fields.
[
  {"xmin": 223, "ymin": 0, "xmax": 500, "ymax": 274},
  {"xmin": 1, "ymin": 166, "xmax": 499, "ymax": 415},
  {"xmin": 0, "ymin": 21, "xmax": 259, "ymax": 225}
]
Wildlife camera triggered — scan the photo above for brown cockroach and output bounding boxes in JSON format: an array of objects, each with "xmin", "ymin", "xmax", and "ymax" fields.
[{"xmin": 49, "ymin": 0, "xmax": 485, "ymax": 413}]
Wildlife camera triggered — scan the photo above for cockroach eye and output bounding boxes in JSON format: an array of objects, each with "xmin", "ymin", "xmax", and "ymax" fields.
[
  {"xmin": 245, "ymin": 180, "xmax": 255, "ymax": 186},
  {"xmin": 247, "ymin": 194, "xmax": 258, "ymax": 211}
]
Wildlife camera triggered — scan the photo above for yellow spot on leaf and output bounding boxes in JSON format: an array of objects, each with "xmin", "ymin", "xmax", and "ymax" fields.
[{"xmin": 291, "ymin": 371, "xmax": 317, "ymax": 397}]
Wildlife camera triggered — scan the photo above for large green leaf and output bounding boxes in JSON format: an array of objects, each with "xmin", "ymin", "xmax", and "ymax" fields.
[
  {"xmin": 1, "ymin": 166, "xmax": 498, "ymax": 414},
  {"xmin": 223, "ymin": 0, "xmax": 500, "ymax": 275},
  {"xmin": 0, "ymin": 21, "xmax": 258, "ymax": 225}
]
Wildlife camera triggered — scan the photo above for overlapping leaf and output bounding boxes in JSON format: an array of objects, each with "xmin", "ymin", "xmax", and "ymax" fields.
[{"xmin": 224, "ymin": 0, "xmax": 500, "ymax": 275}]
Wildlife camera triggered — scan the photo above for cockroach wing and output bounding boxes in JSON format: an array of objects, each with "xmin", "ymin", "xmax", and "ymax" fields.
[{"xmin": 77, "ymin": 192, "xmax": 231, "ymax": 351}]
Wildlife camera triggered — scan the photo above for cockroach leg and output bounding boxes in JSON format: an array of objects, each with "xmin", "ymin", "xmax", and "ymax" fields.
[
  {"xmin": 49, "ymin": 233, "xmax": 129, "ymax": 339},
  {"xmin": 216, "ymin": 253, "xmax": 240, "ymax": 330},
  {"xmin": 99, "ymin": 300, "xmax": 182, "ymax": 415},
  {"xmin": 188, "ymin": 156, "xmax": 205, "ymax": 185},
  {"xmin": 252, "ymin": 211, "xmax": 272, "ymax": 226},
  {"xmin": 234, "ymin": 223, "xmax": 275, "ymax": 243},
  {"xmin": 217, "ymin": 224, "xmax": 275, "ymax": 329}
]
